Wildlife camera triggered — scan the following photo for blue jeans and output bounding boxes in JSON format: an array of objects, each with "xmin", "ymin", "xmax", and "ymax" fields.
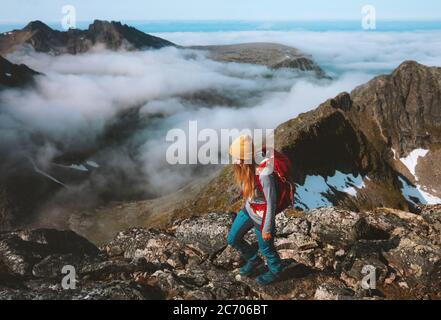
[{"xmin": 227, "ymin": 209, "xmax": 283, "ymax": 274}]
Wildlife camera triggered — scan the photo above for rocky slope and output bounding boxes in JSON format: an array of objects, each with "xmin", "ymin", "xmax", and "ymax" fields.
[
  {"xmin": 0, "ymin": 20, "xmax": 175, "ymax": 56},
  {"xmin": 0, "ymin": 205, "xmax": 440, "ymax": 300},
  {"xmin": 0, "ymin": 55, "xmax": 38, "ymax": 88},
  {"xmin": 179, "ymin": 61, "xmax": 441, "ymax": 218},
  {"xmin": 191, "ymin": 43, "xmax": 328, "ymax": 78}
]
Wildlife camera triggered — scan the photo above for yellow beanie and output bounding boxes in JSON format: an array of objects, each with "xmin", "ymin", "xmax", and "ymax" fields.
[{"xmin": 229, "ymin": 135, "xmax": 254, "ymax": 161}]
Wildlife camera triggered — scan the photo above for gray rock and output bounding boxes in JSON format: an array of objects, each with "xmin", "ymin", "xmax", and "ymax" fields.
[
  {"xmin": 212, "ymin": 246, "xmax": 242, "ymax": 270},
  {"xmin": 32, "ymin": 254, "xmax": 85, "ymax": 279},
  {"xmin": 1, "ymin": 206, "xmax": 440, "ymax": 300},
  {"xmin": 314, "ymin": 283, "xmax": 355, "ymax": 300},
  {"xmin": 104, "ymin": 228, "xmax": 206, "ymax": 271},
  {"xmin": 0, "ymin": 229, "xmax": 99, "ymax": 277},
  {"xmin": 175, "ymin": 212, "xmax": 233, "ymax": 255},
  {"xmin": 0, "ymin": 280, "xmax": 163, "ymax": 300}
]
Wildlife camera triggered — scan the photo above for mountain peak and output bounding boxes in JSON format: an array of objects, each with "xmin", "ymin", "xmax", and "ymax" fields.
[
  {"xmin": 89, "ymin": 20, "xmax": 120, "ymax": 29},
  {"xmin": 23, "ymin": 20, "xmax": 53, "ymax": 33},
  {"xmin": 395, "ymin": 60, "xmax": 424, "ymax": 71},
  {"xmin": 389, "ymin": 60, "xmax": 423, "ymax": 76}
]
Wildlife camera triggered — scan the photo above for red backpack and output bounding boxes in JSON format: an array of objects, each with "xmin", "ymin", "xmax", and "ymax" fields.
[{"xmin": 251, "ymin": 149, "xmax": 295, "ymax": 230}]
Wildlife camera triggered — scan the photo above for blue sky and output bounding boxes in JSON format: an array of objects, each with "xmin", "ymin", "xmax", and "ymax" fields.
[{"xmin": 1, "ymin": 0, "xmax": 440, "ymax": 23}]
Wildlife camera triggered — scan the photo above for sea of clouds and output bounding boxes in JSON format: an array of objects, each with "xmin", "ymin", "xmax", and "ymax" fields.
[{"xmin": 1, "ymin": 29, "xmax": 441, "ymax": 216}]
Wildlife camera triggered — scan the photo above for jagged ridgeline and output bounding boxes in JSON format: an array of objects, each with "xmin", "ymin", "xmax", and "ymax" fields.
[
  {"xmin": 0, "ymin": 20, "xmax": 175, "ymax": 55},
  {"xmin": 179, "ymin": 61, "xmax": 441, "ymax": 217}
]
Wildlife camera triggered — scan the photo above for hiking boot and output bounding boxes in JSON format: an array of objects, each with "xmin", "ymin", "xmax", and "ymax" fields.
[
  {"xmin": 256, "ymin": 270, "xmax": 280, "ymax": 285},
  {"xmin": 240, "ymin": 257, "xmax": 263, "ymax": 277}
]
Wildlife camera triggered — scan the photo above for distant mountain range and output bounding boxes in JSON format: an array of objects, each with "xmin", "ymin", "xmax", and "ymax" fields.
[
  {"xmin": 190, "ymin": 43, "xmax": 329, "ymax": 78},
  {"xmin": 0, "ymin": 20, "xmax": 175, "ymax": 56},
  {"xmin": 0, "ymin": 20, "xmax": 326, "ymax": 76}
]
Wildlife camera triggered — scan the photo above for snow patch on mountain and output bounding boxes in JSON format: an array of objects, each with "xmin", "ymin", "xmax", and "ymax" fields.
[
  {"xmin": 391, "ymin": 148, "xmax": 398, "ymax": 160},
  {"xmin": 327, "ymin": 171, "xmax": 365, "ymax": 196},
  {"xmin": 400, "ymin": 148, "xmax": 429, "ymax": 179},
  {"xmin": 53, "ymin": 163, "xmax": 89, "ymax": 172},
  {"xmin": 295, "ymin": 171, "xmax": 366, "ymax": 210},
  {"xmin": 29, "ymin": 159, "xmax": 67, "ymax": 188},
  {"xmin": 399, "ymin": 176, "xmax": 441, "ymax": 205},
  {"xmin": 295, "ymin": 175, "xmax": 333, "ymax": 210},
  {"xmin": 86, "ymin": 160, "xmax": 100, "ymax": 168}
]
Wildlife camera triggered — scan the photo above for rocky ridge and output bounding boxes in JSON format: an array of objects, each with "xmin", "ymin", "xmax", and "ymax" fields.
[
  {"xmin": 1, "ymin": 205, "xmax": 440, "ymax": 300},
  {"xmin": 191, "ymin": 43, "xmax": 328, "ymax": 77},
  {"xmin": 0, "ymin": 20, "xmax": 175, "ymax": 56}
]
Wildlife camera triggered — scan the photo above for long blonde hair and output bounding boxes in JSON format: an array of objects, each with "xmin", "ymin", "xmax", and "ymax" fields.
[{"xmin": 234, "ymin": 161, "xmax": 256, "ymax": 200}]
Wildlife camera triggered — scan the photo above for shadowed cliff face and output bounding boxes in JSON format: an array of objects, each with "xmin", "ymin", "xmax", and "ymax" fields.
[
  {"xmin": 182, "ymin": 61, "xmax": 441, "ymax": 216},
  {"xmin": 341, "ymin": 61, "xmax": 441, "ymax": 202},
  {"xmin": 349, "ymin": 61, "xmax": 441, "ymax": 156},
  {"xmin": 0, "ymin": 20, "xmax": 175, "ymax": 56},
  {"xmin": 189, "ymin": 43, "xmax": 329, "ymax": 78},
  {"xmin": 0, "ymin": 56, "xmax": 38, "ymax": 88},
  {"xmin": 0, "ymin": 57, "xmax": 43, "ymax": 229}
]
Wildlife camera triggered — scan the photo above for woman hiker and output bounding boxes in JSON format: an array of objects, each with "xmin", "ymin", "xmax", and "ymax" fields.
[{"xmin": 227, "ymin": 135, "xmax": 294, "ymax": 286}]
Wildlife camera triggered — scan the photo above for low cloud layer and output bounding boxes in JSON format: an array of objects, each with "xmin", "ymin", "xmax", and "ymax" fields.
[{"xmin": 1, "ymin": 29, "xmax": 437, "ymax": 222}]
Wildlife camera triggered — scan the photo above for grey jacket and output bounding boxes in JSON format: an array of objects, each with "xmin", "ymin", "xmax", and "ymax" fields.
[{"xmin": 245, "ymin": 167, "xmax": 277, "ymax": 234}]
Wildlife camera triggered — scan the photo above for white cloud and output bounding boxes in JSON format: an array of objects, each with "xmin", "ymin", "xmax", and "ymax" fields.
[{"xmin": 1, "ymin": 29, "xmax": 439, "ymax": 201}]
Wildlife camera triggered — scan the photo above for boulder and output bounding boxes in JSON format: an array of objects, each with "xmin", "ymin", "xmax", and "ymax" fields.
[{"xmin": 0, "ymin": 229, "xmax": 100, "ymax": 277}]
